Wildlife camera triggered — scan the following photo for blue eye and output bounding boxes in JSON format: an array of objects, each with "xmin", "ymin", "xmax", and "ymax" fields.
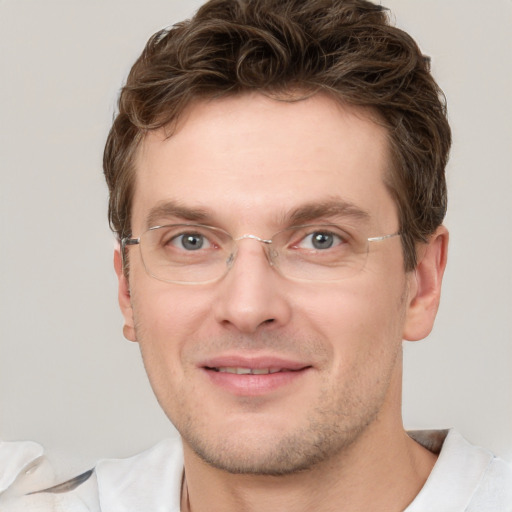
[
  {"xmin": 300, "ymin": 231, "xmax": 343, "ymax": 250},
  {"xmin": 171, "ymin": 233, "xmax": 211, "ymax": 251},
  {"xmin": 312, "ymin": 232, "xmax": 335, "ymax": 249}
]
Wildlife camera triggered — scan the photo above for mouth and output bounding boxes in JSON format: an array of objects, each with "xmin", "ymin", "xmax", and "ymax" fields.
[
  {"xmin": 200, "ymin": 357, "xmax": 312, "ymax": 396},
  {"xmin": 206, "ymin": 367, "xmax": 301, "ymax": 375}
]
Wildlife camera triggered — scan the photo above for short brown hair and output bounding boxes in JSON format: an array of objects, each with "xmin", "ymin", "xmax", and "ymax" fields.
[{"xmin": 104, "ymin": 0, "xmax": 451, "ymax": 270}]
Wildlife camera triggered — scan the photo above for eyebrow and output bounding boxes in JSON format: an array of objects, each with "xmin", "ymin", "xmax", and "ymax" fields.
[
  {"xmin": 144, "ymin": 198, "xmax": 371, "ymax": 231},
  {"xmin": 285, "ymin": 199, "xmax": 371, "ymax": 226},
  {"xmin": 145, "ymin": 200, "xmax": 209, "ymax": 229}
]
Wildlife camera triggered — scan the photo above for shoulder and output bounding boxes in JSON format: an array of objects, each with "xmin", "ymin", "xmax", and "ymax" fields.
[
  {"xmin": 406, "ymin": 429, "xmax": 512, "ymax": 512},
  {"xmin": 467, "ymin": 455, "xmax": 512, "ymax": 511},
  {"xmin": 0, "ymin": 439, "xmax": 59, "ymax": 511},
  {"xmin": 0, "ymin": 437, "xmax": 184, "ymax": 512},
  {"xmin": 0, "ymin": 440, "xmax": 48, "ymax": 493},
  {"xmin": 94, "ymin": 436, "xmax": 184, "ymax": 511},
  {"xmin": 438, "ymin": 429, "xmax": 512, "ymax": 509}
]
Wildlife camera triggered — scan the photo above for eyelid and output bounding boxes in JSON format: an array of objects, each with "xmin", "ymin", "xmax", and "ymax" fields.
[
  {"xmin": 161, "ymin": 225, "xmax": 230, "ymax": 250},
  {"xmin": 286, "ymin": 224, "xmax": 353, "ymax": 239}
]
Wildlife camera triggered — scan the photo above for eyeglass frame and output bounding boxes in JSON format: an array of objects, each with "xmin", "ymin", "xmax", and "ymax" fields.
[{"xmin": 121, "ymin": 223, "xmax": 401, "ymax": 284}]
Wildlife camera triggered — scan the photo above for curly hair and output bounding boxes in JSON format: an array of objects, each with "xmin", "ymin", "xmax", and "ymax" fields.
[{"xmin": 104, "ymin": 0, "xmax": 451, "ymax": 270}]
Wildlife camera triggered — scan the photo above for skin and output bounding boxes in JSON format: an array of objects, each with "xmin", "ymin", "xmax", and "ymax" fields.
[{"xmin": 114, "ymin": 93, "xmax": 448, "ymax": 512}]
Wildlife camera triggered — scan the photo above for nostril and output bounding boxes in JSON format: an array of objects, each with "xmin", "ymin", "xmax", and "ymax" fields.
[{"xmin": 263, "ymin": 319, "xmax": 275, "ymax": 325}]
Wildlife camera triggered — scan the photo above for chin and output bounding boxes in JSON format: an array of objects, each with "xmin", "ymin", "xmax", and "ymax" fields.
[{"xmin": 180, "ymin": 414, "xmax": 370, "ymax": 476}]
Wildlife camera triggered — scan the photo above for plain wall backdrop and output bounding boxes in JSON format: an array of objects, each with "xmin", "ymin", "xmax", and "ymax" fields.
[{"xmin": 1, "ymin": 0, "xmax": 511, "ymax": 478}]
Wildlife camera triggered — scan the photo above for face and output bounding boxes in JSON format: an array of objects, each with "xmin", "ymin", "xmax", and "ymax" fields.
[{"xmin": 117, "ymin": 93, "xmax": 428, "ymax": 475}]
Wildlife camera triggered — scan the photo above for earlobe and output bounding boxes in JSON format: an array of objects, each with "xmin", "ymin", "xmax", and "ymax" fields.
[
  {"xmin": 403, "ymin": 226, "xmax": 449, "ymax": 342},
  {"xmin": 114, "ymin": 248, "xmax": 137, "ymax": 342}
]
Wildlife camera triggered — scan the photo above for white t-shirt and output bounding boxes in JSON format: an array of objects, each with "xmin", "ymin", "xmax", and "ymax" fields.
[{"xmin": 1, "ymin": 430, "xmax": 511, "ymax": 511}]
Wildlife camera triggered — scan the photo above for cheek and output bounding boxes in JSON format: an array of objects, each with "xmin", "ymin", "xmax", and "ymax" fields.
[
  {"xmin": 296, "ymin": 279, "xmax": 406, "ymax": 366},
  {"xmin": 130, "ymin": 286, "xmax": 218, "ymax": 420},
  {"xmin": 131, "ymin": 285, "xmax": 213, "ymax": 376},
  {"xmin": 300, "ymin": 283, "xmax": 406, "ymax": 407}
]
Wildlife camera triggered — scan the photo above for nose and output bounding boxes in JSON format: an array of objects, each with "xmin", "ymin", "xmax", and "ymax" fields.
[{"xmin": 213, "ymin": 239, "xmax": 292, "ymax": 334}]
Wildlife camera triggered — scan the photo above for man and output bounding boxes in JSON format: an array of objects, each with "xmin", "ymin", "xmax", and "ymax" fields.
[{"xmin": 2, "ymin": 0, "xmax": 510, "ymax": 510}]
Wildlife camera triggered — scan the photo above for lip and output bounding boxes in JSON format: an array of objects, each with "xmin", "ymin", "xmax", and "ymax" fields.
[{"xmin": 199, "ymin": 354, "xmax": 312, "ymax": 396}]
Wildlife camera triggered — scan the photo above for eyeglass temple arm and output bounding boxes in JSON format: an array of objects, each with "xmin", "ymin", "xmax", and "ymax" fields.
[
  {"xmin": 367, "ymin": 232, "xmax": 400, "ymax": 243},
  {"xmin": 121, "ymin": 237, "xmax": 140, "ymax": 268}
]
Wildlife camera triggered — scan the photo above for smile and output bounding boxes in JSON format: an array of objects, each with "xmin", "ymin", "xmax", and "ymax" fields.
[
  {"xmin": 201, "ymin": 361, "xmax": 312, "ymax": 396},
  {"xmin": 209, "ymin": 367, "xmax": 291, "ymax": 375}
]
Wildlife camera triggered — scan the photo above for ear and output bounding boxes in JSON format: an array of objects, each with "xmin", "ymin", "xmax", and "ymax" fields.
[
  {"xmin": 114, "ymin": 247, "xmax": 137, "ymax": 342},
  {"xmin": 403, "ymin": 226, "xmax": 449, "ymax": 341}
]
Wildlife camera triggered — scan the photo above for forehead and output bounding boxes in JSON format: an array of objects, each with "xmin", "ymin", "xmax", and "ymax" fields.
[{"xmin": 132, "ymin": 93, "xmax": 396, "ymax": 233}]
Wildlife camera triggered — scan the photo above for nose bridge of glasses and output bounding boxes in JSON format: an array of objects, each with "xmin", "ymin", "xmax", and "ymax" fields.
[
  {"xmin": 228, "ymin": 234, "xmax": 276, "ymax": 271},
  {"xmin": 234, "ymin": 234, "xmax": 273, "ymax": 244}
]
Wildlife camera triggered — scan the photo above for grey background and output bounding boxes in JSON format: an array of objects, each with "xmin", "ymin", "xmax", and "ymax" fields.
[{"xmin": 1, "ymin": 0, "xmax": 511, "ymax": 477}]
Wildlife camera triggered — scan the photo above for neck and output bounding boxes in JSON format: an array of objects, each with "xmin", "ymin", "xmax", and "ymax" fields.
[{"xmin": 181, "ymin": 420, "xmax": 436, "ymax": 512}]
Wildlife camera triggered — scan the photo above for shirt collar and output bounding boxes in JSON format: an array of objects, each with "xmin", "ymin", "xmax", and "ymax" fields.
[
  {"xmin": 0, "ymin": 440, "xmax": 44, "ymax": 493},
  {"xmin": 405, "ymin": 429, "xmax": 494, "ymax": 511},
  {"xmin": 96, "ymin": 437, "xmax": 184, "ymax": 512}
]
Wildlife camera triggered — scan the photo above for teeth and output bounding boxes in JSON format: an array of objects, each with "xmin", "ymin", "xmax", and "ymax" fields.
[
  {"xmin": 215, "ymin": 367, "xmax": 284, "ymax": 375},
  {"xmin": 251, "ymin": 368, "xmax": 271, "ymax": 375}
]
